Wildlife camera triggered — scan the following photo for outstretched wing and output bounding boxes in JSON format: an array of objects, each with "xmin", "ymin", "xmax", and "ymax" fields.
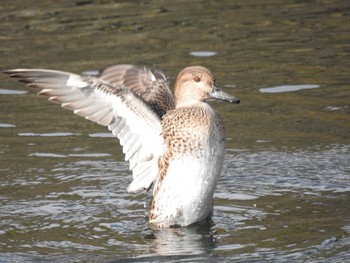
[
  {"xmin": 98, "ymin": 64, "xmax": 175, "ymax": 118},
  {"xmin": 3, "ymin": 68, "xmax": 166, "ymax": 192}
]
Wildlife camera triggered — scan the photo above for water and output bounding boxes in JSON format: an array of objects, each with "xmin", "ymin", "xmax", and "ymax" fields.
[{"xmin": 1, "ymin": 0, "xmax": 350, "ymax": 262}]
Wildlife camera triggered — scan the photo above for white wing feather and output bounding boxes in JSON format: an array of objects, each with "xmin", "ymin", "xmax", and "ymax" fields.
[{"xmin": 4, "ymin": 69, "xmax": 165, "ymax": 192}]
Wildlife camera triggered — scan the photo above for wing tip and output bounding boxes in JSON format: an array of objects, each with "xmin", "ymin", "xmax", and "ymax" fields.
[
  {"xmin": 127, "ymin": 183, "xmax": 148, "ymax": 193},
  {"xmin": 2, "ymin": 69, "xmax": 22, "ymax": 77}
]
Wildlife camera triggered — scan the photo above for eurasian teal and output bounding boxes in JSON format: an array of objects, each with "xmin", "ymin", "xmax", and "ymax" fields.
[{"xmin": 4, "ymin": 65, "xmax": 239, "ymax": 227}]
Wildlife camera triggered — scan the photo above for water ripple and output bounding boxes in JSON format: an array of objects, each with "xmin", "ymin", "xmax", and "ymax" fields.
[{"xmin": 224, "ymin": 144, "xmax": 350, "ymax": 194}]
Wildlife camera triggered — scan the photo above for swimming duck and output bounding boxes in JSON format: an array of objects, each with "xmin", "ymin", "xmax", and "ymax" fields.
[{"xmin": 4, "ymin": 65, "xmax": 240, "ymax": 227}]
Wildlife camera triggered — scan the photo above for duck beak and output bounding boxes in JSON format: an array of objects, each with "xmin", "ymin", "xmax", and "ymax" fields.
[{"xmin": 209, "ymin": 86, "xmax": 240, "ymax": 104}]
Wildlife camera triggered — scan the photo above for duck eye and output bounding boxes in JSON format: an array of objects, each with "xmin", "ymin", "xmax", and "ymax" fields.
[{"xmin": 194, "ymin": 76, "xmax": 201, "ymax": 82}]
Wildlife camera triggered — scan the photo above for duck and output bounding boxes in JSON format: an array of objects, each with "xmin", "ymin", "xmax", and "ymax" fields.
[{"xmin": 3, "ymin": 64, "xmax": 240, "ymax": 227}]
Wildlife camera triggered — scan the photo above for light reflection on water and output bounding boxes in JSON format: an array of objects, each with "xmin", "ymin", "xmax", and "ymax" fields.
[
  {"xmin": 0, "ymin": 88, "xmax": 27, "ymax": 95},
  {"xmin": 259, "ymin": 84, "xmax": 320, "ymax": 93}
]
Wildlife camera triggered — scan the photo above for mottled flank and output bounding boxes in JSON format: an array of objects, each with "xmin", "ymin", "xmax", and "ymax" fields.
[{"xmin": 3, "ymin": 64, "xmax": 239, "ymax": 228}]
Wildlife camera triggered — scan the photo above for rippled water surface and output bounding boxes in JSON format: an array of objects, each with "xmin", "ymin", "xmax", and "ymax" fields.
[{"xmin": 0, "ymin": 0, "xmax": 349, "ymax": 262}]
